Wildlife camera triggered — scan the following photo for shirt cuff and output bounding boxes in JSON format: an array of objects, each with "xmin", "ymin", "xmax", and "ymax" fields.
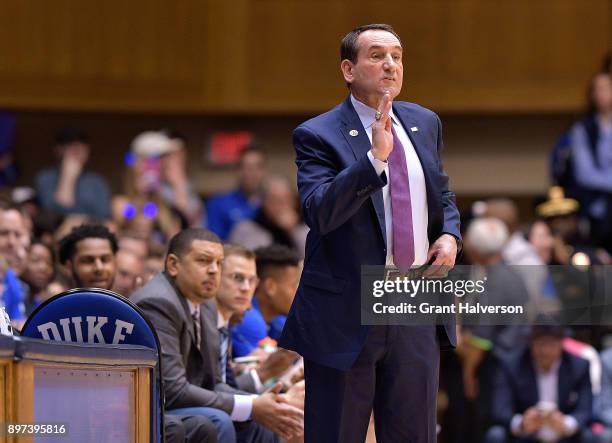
[
  {"xmin": 510, "ymin": 414, "xmax": 524, "ymax": 436},
  {"xmin": 230, "ymin": 395, "xmax": 257, "ymax": 421},
  {"xmin": 367, "ymin": 150, "xmax": 387, "ymax": 176},
  {"xmin": 250, "ymin": 369, "xmax": 264, "ymax": 394},
  {"xmin": 563, "ymin": 415, "xmax": 579, "ymax": 436}
]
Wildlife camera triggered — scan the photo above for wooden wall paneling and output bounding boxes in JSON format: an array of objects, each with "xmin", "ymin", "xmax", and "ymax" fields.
[
  {"xmin": 9, "ymin": 361, "xmax": 33, "ymax": 443},
  {"xmin": 0, "ymin": 0, "xmax": 609, "ymax": 112}
]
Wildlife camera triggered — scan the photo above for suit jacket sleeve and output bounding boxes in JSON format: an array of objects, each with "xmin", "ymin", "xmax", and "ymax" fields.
[
  {"xmin": 434, "ymin": 114, "xmax": 462, "ymax": 242},
  {"xmin": 569, "ymin": 359, "xmax": 592, "ymax": 429},
  {"xmin": 295, "ymin": 124, "xmax": 387, "ymax": 235},
  {"xmin": 490, "ymin": 363, "xmax": 517, "ymax": 429},
  {"xmin": 136, "ymin": 296, "xmax": 236, "ymax": 413}
]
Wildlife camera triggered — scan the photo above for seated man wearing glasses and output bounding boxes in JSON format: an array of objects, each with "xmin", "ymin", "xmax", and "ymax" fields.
[
  {"xmin": 230, "ymin": 245, "xmax": 301, "ymax": 358},
  {"xmin": 216, "ymin": 244, "xmax": 299, "ymax": 393}
]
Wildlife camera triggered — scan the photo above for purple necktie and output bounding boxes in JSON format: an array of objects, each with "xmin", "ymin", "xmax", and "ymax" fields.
[{"xmin": 389, "ymin": 126, "xmax": 415, "ymax": 270}]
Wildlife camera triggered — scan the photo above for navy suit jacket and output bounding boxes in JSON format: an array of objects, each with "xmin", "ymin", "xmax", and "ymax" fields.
[
  {"xmin": 279, "ymin": 96, "xmax": 461, "ymax": 370},
  {"xmin": 491, "ymin": 350, "xmax": 593, "ymax": 431}
]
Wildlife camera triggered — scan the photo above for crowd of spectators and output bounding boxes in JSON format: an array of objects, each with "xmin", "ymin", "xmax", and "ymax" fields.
[{"xmin": 0, "ymin": 55, "xmax": 612, "ymax": 443}]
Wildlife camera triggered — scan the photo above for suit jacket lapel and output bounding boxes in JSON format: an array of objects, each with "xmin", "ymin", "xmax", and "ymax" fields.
[
  {"xmin": 339, "ymin": 96, "xmax": 386, "ymax": 244},
  {"xmin": 201, "ymin": 301, "xmax": 220, "ymax": 382},
  {"xmin": 162, "ymin": 272, "xmax": 197, "ymax": 347},
  {"xmin": 557, "ymin": 355, "xmax": 571, "ymax": 408},
  {"xmin": 524, "ymin": 357, "xmax": 540, "ymax": 406}
]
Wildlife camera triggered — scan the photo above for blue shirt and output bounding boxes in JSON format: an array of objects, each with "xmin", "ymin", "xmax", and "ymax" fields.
[
  {"xmin": 1, "ymin": 269, "xmax": 26, "ymax": 320},
  {"xmin": 206, "ymin": 189, "xmax": 258, "ymax": 240},
  {"xmin": 231, "ymin": 297, "xmax": 287, "ymax": 357},
  {"xmin": 35, "ymin": 167, "xmax": 111, "ymax": 219}
]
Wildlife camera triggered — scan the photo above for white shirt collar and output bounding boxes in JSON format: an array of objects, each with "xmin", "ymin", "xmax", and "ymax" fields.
[
  {"xmin": 217, "ymin": 309, "xmax": 229, "ymax": 329},
  {"xmin": 535, "ymin": 358, "xmax": 562, "ymax": 376},
  {"xmin": 186, "ymin": 299, "xmax": 199, "ymax": 316},
  {"xmin": 350, "ymin": 94, "xmax": 398, "ymax": 130}
]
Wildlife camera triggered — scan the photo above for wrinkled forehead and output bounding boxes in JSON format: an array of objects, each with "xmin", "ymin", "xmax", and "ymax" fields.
[{"xmin": 356, "ymin": 30, "xmax": 402, "ymax": 54}]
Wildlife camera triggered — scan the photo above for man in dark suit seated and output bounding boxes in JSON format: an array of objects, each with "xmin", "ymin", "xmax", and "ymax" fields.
[
  {"xmin": 485, "ymin": 324, "xmax": 594, "ymax": 443},
  {"xmin": 58, "ymin": 223, "xmax": 218, "ymax": 443},
  {"xmin": 131, "ymin": 228, "xmax": 303, "ymax": 443}
]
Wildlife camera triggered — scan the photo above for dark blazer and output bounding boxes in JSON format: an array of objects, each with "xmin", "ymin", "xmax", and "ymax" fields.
[
  {"xmin": 279, "ymin": 96, "xmax": 461, "ymax": 370},
  {"xmin": 491, "ymin": 350, "xmax": 593, "ymax": 431},
  {"xmin": 131, "ymin": 272, "xmax": 255, "ymax": 414}
]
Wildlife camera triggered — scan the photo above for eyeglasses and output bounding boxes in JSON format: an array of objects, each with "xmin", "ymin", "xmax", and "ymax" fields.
[{"xmin": 228, "ymin": 273, "xmax": 259, "ymax": 287}]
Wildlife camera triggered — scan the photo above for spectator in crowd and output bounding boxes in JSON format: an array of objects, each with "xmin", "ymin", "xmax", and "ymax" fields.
[
  {"xmin": 35, "ymin": 126, "xmax": 111, "ymax": 219},
  {"xmin": 599, "ymin": 347, "xmax": 612, "ymax": 438},
  {"xmin": 117, "ymin": 232, "xmax": 149, "ymax": 263},
  {"xmin": 536, "ymin": 186, "xmax": 611, "ymax": 266},
  {"xmin": 112, "ymin": 131, "xmax": 183, "ymax": 247},
  {"xmin": 131, "ymin": 228, "xmax": 304, "ymax": 443},
  {"xmin": 159, "ymin": 129, "xmax": 204, "ymax": 227},
  {"xmin": 111, "ymin": 249, "xmax": 143, "ymax": 297},
  {"xmin": 143, "ymin": 250, "xmax": 165, "ymax": 283},
  {"xmin": 207, "ymin": 147, "xmax": 267, "ymax": 240},
  {"xmin": 483, "ymin": 198, "xmax": 542, "ymax": 266},
  {"xmin": 58, "ymin": 224, "xmax": 118, "ymax": 289},
  {"xmin": 0, "ymin": 206, "xmax": 30, "ymax": 322},
  {"xmin": 57, "ymin": 223, "xmax": 217, "ymax": 443},
  {"xmin": 232, "ymin": 244, "xmax": 300, "ymax": 358},
  {"xmin": 483, "ymin": 198, "xmax": 546, "ymax": 321},
  {"xmin": 216, "ymin": 244, "xmax": 299, "ymax": 391},
  {"xmin": 446, "ymin": 217, "xmax": 530, "ymax": 442},
  {"xmin": 229, "ymin": 176, "xmax": 308, "ymax": 257},
  {"xmin": 566, "ymin": 72, "xmax": 612, "ymax": 254},
  {"xmin": 485, "ymin": 324, "xmax": 593, "ymax": 443},
  {"xmin": 21, "ymin": 241, "xmax": 59, "ymax": 313}
]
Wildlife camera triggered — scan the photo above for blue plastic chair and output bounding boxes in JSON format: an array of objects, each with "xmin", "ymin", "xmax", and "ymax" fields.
[{"xmin": 21, "ymin": 288, "xmax": 165, "ymax": 443}]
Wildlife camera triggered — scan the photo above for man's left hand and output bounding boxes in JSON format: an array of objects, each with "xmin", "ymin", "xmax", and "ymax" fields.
[{"xmin": 424, "ymin": 234, "xmax": 457, "ymax": 277}]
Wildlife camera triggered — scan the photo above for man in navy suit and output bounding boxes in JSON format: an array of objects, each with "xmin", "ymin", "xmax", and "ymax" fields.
[
  {"xmin": 279, "ymin": 24, "xmax": 461, "ymax": 442},
  {"xmin": 485, "ymin": 325, "xmax": 593, "ymax": 443}
]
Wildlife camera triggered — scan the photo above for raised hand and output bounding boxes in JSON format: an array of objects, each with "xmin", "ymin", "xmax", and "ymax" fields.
[{"xmin": 371, "ymin": 91, "xmax": 394, "ymax": 161}]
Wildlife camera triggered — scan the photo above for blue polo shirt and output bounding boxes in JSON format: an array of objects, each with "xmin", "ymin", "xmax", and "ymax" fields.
[
  {"xmin": 231, "ymin": 297, "xmax": 287, "ymax": 357},
  {"xmin": 206, "ymin": 189, "xmax": 258, "ymax": 240}
]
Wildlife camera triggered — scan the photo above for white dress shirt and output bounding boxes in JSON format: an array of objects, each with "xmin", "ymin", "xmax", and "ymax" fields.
[
  {"xmin": 186, "ymin": 299, "xmax": 255, "ymax": 421},
  {"xmin": 350, "ymin": 95, "xmax": 429, "ymax": 266}
]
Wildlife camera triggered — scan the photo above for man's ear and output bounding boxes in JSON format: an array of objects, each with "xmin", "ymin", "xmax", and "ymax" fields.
[
  {"xmin": 340, "ymin": 59, "xmax": 354, "ymax": 85},
  {"xmin": 263, "ymin": 277, "xmax": 277, "ymax": 297},
  {"xmin": 166, "ymin": 254, "xmax": 180, "ymax": 278}
]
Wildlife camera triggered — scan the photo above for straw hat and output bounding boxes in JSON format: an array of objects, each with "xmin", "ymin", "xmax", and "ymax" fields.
[{"xmin": 536, "ymin": 186, "xmax": 579, "ymax": 218}]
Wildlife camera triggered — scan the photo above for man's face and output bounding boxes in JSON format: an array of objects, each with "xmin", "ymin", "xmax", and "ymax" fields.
[
  {"xmin": 167, "ymin": 240, "xmax": 224, "ymax": 303},
  {"xmin": 60, "ymin": 141, "xmax": 90, "ymax": 165},
  {"xmin": 24, "ymin": 244, "xmax": 54, "ymax": 290},
  {"xmin": 239, "ymin": 151, "xmax": 266, "ymax": 195},
  {"xmin": 67, "ymin": 238, "xmax": 116, "ymax": 289},
  {"xmin": 112, "ymin": 250, "xmax": 143, "ymax": 297},
  {"xmin": 265, "ymin": 265, "xmax": 300, "ymax": 316},
  {"xmin": 217, "ymin": 254, "xmax": 258, "ymax": 315},
  {"xmin": 342, "ymin": 30, "xmax": 403, "ymax": 103},
  {"xmin": 118, "ymin": 237, "xmax": 148, "ymax": 262},
  {"xmin": 0, "ymin": 209, "xmax": 30, "ymax": 275},
  {"xmin": 531, "ymin": 336, "xmax": 563, "ymax": 372}
]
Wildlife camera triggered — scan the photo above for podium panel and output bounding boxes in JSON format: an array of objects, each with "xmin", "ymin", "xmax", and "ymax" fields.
[{"xmin": 0, "ymin": 336, "xmax": 155, "ymax": 443}]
